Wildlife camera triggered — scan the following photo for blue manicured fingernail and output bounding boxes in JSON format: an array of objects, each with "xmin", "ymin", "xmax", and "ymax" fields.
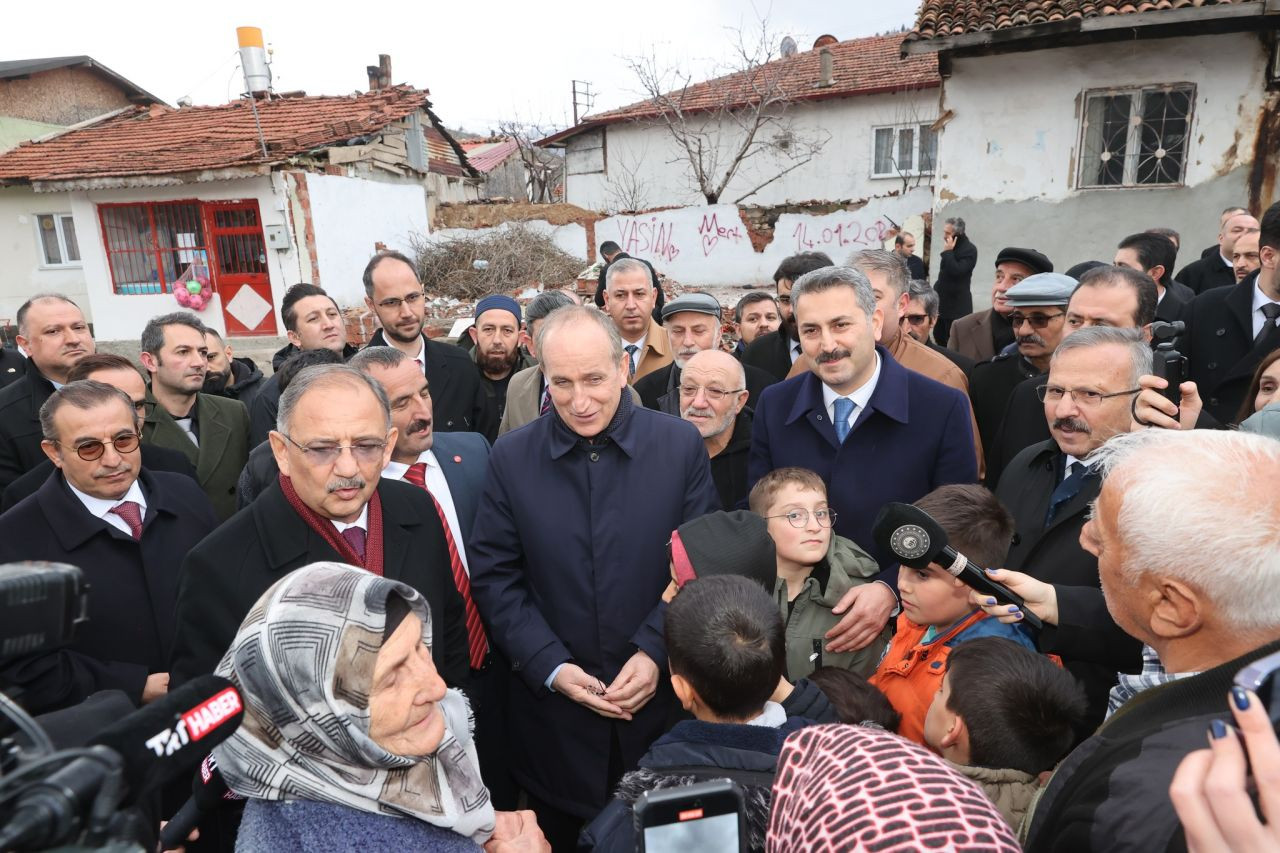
[
  {"xmin": 1008, "ymin": 605, "xmax": 1020, "ymax": 613},
  {"xmin": 985, "ymin": 597, "xmax": 997, "ymax": 606},
  {"xmin": 984, "ymin": 568, "xmax": 998, "ymax": 575},
  {"xmin": 1231, "ymin": 687, "xmax": 1250, "ymax": 711},
  {"xmin": 1209, "ymin": 719, "xmax": 1229, "ymax": 740}
]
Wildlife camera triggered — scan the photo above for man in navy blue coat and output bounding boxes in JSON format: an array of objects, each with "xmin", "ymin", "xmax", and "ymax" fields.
[
  {"xmin": 0, "ymin": 380, "xmax": 218, "ymax": 714},
  {"xmin": 469, "ymin": 305, "xmax": 720, "ymax": 847},
  {"xmin": 748, "ymin": 265, "xmax": 978, "ymax": 654}
]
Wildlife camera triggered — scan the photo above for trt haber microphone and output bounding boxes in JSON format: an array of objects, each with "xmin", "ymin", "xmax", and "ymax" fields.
[
  {"xmin": 872, "ymin": 502, "xmax": 1043, "ymax": 630},
  {"xmin": 158, "ymin": 753, "xmax": 244, "ymax": 851}
]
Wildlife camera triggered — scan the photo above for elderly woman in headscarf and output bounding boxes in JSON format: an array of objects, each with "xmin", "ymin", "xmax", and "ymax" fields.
[{"xmin": 213, "ymin": 562, "xmax": 539, "ymax": 851}]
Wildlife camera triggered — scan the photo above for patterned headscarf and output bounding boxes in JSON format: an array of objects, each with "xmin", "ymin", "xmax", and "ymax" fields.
[
  {"xmin": 767, "ymin": 724, "xmax": 1020, "ymax": 852},
  {"xmin": 213, "ymin": 562, "xmax": 495, "ymax": 844}
]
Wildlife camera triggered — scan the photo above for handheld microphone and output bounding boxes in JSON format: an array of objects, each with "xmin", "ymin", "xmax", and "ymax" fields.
[
  {"xmin": 872, "ymin": 502, "xmax": 1043, "ymax": 630},
  {"xmin": 158, "ymin": 753, "xmax": 244, "ymax": 851}
]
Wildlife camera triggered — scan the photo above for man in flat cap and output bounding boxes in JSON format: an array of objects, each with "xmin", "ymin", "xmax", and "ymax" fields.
[
  {"xmin": 469, "ymin": 294, "xmax": 535, "ymax": 441},
  {"xmin": 634, "ymin": 293, "xmax": 776, "ymax": 415},
  {"xmin": 949, "ymin": 247, "xmax": 1054, "ymax": 363},
  {"xmin": 969, "ymin": 272, "xmax": 1075, "ymax": 466}
]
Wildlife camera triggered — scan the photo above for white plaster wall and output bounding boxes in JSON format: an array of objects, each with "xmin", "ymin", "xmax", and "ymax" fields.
[
  {"xmin": 565, "ymin": 88, "xmax": 940, "ymax": 212},
  {"xmin": 427, "ymin": 219, "xmax": 587, "ymax": 261},
  {"xmin": 68, "ymin": 176, "xmax": 302, "ymax": 343},
  {"xmin": 0, "ymin": 186, "xmax": 89, "ymax": 329},
  {"xmin": 307, "ymin": 174, "xmax": 429, "ymax": 306}
]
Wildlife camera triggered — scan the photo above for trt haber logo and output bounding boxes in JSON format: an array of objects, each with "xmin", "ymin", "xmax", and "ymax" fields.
[{"xmin": 182, "ymin": 688, "xmax": 242, "ymax": 741}]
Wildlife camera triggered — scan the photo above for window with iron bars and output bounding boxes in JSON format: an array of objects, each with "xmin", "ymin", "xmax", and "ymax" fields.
[
  {"xmin": 98, "ymin": 201, "xmax": 211, "ymax": 295},
  {"xmin": 1078, "ymin": 84, "xmax": 1195, "ymax": 189}
]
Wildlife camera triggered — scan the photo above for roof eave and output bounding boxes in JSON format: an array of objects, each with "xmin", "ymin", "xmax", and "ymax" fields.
[{"xmin": 905, "ymin": 3, "xmax": 1279, "ymax": 55}]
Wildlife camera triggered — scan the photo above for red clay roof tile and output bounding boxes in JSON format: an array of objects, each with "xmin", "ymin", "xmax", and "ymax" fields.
[{"xmin": 908, "ymin": 0, "xmax": 1259, "ymax": 40}]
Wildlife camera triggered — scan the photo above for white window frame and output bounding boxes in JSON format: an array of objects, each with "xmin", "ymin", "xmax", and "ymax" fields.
[
  {"xmin": 34, "ymin": 212, "xmax": 81, "ymax": 269},
  {"xmin": 871, "ymin": 123, "xmax": 937, "ymax": 179},
  {"xmin": 1076, "ymin": 83, "xmax": 1195, "ymax": 190}
]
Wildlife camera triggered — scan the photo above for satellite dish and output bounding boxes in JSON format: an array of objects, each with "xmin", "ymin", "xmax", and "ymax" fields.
[{"xmin": 780, "ymin": 36, "xmax": 798, "ymax": 58}]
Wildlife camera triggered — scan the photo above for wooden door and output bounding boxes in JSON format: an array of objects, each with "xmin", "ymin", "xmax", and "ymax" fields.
[{"xmin": 206, "ymin": 200, "xmax": 277, "ymax": 336}]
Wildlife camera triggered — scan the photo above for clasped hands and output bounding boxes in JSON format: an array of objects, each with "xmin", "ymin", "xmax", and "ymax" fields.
[{"xmin": 552, "ymin": 650, "xmax": 659, "ymax": 721}]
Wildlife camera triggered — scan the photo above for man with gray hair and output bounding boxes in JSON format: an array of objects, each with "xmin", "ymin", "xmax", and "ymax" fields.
[
  {"xmin": 601, "ymin": 258, "xmax": 673, "ymax": 381},
  {"xmin": 679, "ymin": 348, "xmax": 753, "ymax": 509},
  {"xmin": 994, "ymin": 326, "xmax": 1150, "ymax": 730},
  {"xmin": 980, "ymin": 429, "xmax": 1280, "ymax": 852},
  {"xmin": 934, "ymin": 216, "xmax": 978, "ymax": 345},
  {"xmin": 748, "ymin": 265, "xmax": 977, "ymax": 657},
  {"xmin": 170, "ymin": 363, "xmax": 470, "ymax": 694},
  {"xmin": 904, "ymin": 279, "xmax": 976, "ymax": 376}
]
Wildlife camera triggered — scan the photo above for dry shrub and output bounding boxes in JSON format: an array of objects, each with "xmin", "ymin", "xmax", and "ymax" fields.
[{"xmin": 409, "ymin": 223, "xmax": 585, "ymax": 300}]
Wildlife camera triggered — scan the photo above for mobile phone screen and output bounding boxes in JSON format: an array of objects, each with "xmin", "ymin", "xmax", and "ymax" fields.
[{"xmin": 643, "ymin": 810, "xmax": 740, "ymax": 852}]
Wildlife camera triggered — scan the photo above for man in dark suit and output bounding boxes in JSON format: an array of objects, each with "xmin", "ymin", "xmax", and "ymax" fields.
[
  {"xmin": 947, "ymin": 246, "xmax": 1052, "ymax": 363},
  {"xmin": 1180, "ymin": 201, "xmax": 1280, "ymax": 424},
  {"xmin": 934, "ymin": 217, "xmax": 978, "ymax": 345},
  {"xmin": 169, "ymin": 364, "xmax": 469, "ymax": 690},
  {"xmin": 592, "ymin": 240, "xmax": 665, "ymax": 321},
  {"xmin": 1114, "ymin": 231, "xmax": 1194, "ymax": 323},
  {"xmin": 2, "ymin": 354, "xmax": 195, "ymax": 511},
  {"xmin": 0, "ymin": 380, "xmax": 218, "ymax": 713},
  {"xmin": 995, "ymin": 326, "xmax": 1148, "ymax": 729},
  {"xmin": 895, "ymin": 232, "xmax": 925, "ymax": 280},
  {"xmin": 361, "ymin": 250, "xmax": 494, "ymax": 436},
  {"xmin": 1175, "ymin": 209, "xmax": 1258, "ymax": 294},
  {"xmin": 634, "ymin": 293, "xmax": 776, "ymax": 414},
  {"xmin": 0, "ymin": 294, "xmax": 95, "ymax": 489},
  {"xmin": 139, "ymin": 313, "xmax": 250, "ymax": 521},
  {"xmin": 470, "ymin": 305, "xmax": 719, "ymax": 847},
  {"xmin": 1231, "ymin": 228, "xmax": 1262, "ymax": 284},
  {"xmin": 748, "ymin": 265, "xmax": 977, "ymax": 656},
  {"xmin": 0, "ymin": 344, "xmax": 25, "ymax": 390},
  {"xmin": 743, "ymin": 252, "xmax": 834, "ymax": 382}
]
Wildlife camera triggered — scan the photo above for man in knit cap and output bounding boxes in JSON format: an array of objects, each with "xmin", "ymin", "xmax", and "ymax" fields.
[{"xmin": 469, "ymin": 294, "xmax": 535, "ymax": 441}]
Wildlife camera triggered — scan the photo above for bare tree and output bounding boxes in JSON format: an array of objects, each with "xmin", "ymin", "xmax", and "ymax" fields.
[
  {"xmin": 603, "ymin": 143, "xmax": 652, "ymax": 213},
  {"xmin": 624, "ymin": 18, "xmax": 830, "ymax": 205},
  {"xmin": 496, "ymin": 118, "xmax": 565, "ymax": 203}
]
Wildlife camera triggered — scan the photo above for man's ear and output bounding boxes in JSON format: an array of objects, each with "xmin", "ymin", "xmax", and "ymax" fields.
[
  {"xmin": 138, "ymin": 350, "xmax": 158, "ymax": 374},
  {"xmin": 40, "ymin": 439, "xmax": 63, "ymax": 469},
  {"xmin": 1149, "ymin": 265, "xmax": 1166, "ymax": 287},
  {"xmin": 468, "ymin": 325, "xmax": 479, "ymax": 344},
  {"xmin": 15, "ymin": 333, "xmax": 30, "ymax": 351},
  {"xmin": 1148, "ymin": 576, "xmax": 1204, "ymax": 640},
  {"xmin": 896, "ymin": 291, "xmax": 911, "ymax": 314},
  {"xmin": 285, "ymin": 330, "xmax": 302, "ymax": 349},
  {"xmin": 670, "ymin": 673, "xmax": 695, "ymax": 713},
  {"xmin": 268, "ymin": 430, "xmax": 291, "ymax": 477}
]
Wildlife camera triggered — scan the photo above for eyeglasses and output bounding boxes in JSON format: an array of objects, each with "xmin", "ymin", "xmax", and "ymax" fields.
[
  {"xmin": 765, "ymin": 508, "xmax": 837, "ymax": 528},
  {"xmin": 1009, "ymin": 311, "xmax": 1066, "ymax": 330},
  {"xmin": 279, "ymin": 433, "xmax": 388, "ymax": 465},
  {"xmin": 1035, "ymin": 385, "xmax": 1141, "ymax": 407},
  {"xmin": 679, "ymin": 384, "xmax": 745, "ymax": 402},
  {"xmin": 58, "ymin": 433, "xmax": 141, "ymax": 461},
  {"xmin": 899, "ymin": 314, "xmax": 931, "ymax": 326},
  {"xmin": 374, "ymin": 290, "xmax": 425, "ymax": 312}
]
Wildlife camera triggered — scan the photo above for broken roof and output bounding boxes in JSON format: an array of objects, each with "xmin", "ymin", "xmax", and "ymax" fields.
[
  {"xmin": 461, "ymin": 138, "xmax": 521, "ymax": 173},
  {"xmin": 0, "ymin": 56, "xmax": 164, "ymax": 106},
  {"xmin": 539, "ymin": 33, "xmax": 938, "ymax": 147}
]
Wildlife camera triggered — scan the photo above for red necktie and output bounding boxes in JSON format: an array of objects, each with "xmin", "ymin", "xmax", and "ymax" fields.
[
  {"xmin": 340, "ymin": 526, "xmax": 367, "ymax": 561},
  {"xmin": 404, "ymin": 462, "xmax": 488, "ymax": 669},
  {"xmin": 109, "ymin": 501, "xmax": 143, "ymax": 540}
]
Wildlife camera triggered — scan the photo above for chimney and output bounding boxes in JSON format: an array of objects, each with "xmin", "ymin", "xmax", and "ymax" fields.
[
  {"xmin": 367, "ymin": 54, "xmax": 392, "ymax": 91},
  {"xmin": 817, "ymin": 47, "xmax": 833, "ymax": 88}
]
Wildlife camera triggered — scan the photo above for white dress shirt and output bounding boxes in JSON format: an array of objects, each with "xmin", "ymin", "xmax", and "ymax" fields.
[
  {"xmin": 67, "ymin": 478, "xmax": 148, "ymax": 538},
  {"xmin": 788, "ymin": 339, "xmax": 803, "ymax": 364},
  {"xmin": 622, "ymin": 333, "xmax": 647, "ymax": 373},
  {"xmin": 330, "ymin": 504, "xmax": 368, "ymax": 536},
  {"xmin": 383, "ymin": 449, "xmax": 469, "ymax": 573},
  {"xmin": 821, "ymin": 353, "xmax": 882, "ymax": 434},
  {"xmin": 1252, "ymin": 280, "xmax": 1280, "ymax": 340}
]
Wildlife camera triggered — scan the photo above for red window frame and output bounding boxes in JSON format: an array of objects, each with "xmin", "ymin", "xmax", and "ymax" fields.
[{"xmin": 98, "ymin": 201, "xmax": 213, "ymax": 295}]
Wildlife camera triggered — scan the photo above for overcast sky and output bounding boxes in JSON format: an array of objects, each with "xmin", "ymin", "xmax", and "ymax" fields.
[{"xmin": 2, "ymin": 0, "xmax": 921, "ymax": 133}]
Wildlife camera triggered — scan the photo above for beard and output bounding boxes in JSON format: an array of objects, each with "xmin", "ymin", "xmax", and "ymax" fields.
[
  {"xmin": 203, "ymin": 368, "xmax": 232, "ymax": 394},
  {"xmin": 478, "ymin": 347, "xmax": 519, "ymax": 377}
]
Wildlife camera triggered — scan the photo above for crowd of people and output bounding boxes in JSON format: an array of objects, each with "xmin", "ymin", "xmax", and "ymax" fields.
[{"xmin": 0, "ymin": 201, "xmax": 1278, "ymax": 852}]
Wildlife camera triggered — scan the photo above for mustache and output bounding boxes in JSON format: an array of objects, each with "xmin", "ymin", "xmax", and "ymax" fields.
[
  {"xmin": 682, "ymin": 405, "xmax": 715, "ymax": 419},
  {"xmin": 816, "ymin": 349, "xmax": 851, "ymax": 364},
  {"xmin": 327, "ymin": 476, "xmax": 366, "ymax": 493},
  {"xmin": 407, "ymin": 418, "xmax": 431, "ymax": 434},
  {"xmin": 1017, "ymin": 333, "xmax": 1046, "ymax": 347},
  {"xmin": 1052, "ymin": 417, "xmax": 1091, "ymax": 434}
]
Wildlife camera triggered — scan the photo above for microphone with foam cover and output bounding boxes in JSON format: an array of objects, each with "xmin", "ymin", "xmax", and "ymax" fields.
[{"xmin": 872, "ymin": 502, "xmax": 1042, "ymax": 630}]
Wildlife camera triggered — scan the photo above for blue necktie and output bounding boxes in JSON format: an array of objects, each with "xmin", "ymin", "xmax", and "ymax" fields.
[
  {"xmin": 1046, "ymin": 462, "xmax": 1088, "ymax": 526},
  {"xmin": 624, "ymin": 344, "xmax": 639, "ymax": 377},
  {"xmin": 833, "ymin": 397, "xmax": 855, "ymax": 443}
]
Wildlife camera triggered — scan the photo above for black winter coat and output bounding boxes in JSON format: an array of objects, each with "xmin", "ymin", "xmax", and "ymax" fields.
[
  {"xmin": 1174, "ymin": 253, "xmax": 1236, "ymax": 295},
  {"xmin": 0, "ymin": 346, "xmax": 25, "ymax": 390},
  {"xmin": 935, "ymin": 234, "xmax": 978, "ymax": 319},
  {"xmin": 0, "ymin": 365, "xmax": 56, "ymax": 490},
  {"xmin": 1181, "ymin": 271, "xmax": 1280, "ymax": 423},
  {"xmin": 710, "ymin": 411, "xmax": 753, "ymax": 511}
]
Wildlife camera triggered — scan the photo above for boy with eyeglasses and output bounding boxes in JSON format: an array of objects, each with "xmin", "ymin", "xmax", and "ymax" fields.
[
  {"xmin": 748, "ymin": 467, "xmax": 882, "ymax": 680},
  {"xmin": 870, "ymin": 484, "xmax": 1036, "ymax": 744}
]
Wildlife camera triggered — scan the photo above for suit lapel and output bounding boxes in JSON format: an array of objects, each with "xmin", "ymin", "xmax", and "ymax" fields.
[
  {"xmin": 194, "ymin": 395, "xmax": 231, "ymax": 483},
  {"xmin": 143, "ymin": 396, "xmax": 199, "ymax": 466},
  {"xmin": 377, "ymin": 484, "xmax": 415, "ymax": 583},
  {"xmin": 423, "ymin": 337, "xmax": 453, "ymax": 412},
  {"xmin": 1222, "ymin": 280, "xmax": 1278, "ymax": 383},
  {"xmin": 1043, "ymin": 471, "xmax": 1101, "ymax": 537}
]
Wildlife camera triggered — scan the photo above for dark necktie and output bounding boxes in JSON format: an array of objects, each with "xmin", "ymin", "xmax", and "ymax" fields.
[
  {"xmin": 1046, "ymin": 462, "xmax": 1088, "ymax": 526},
  {"xmin": 1257, "ymin": 303, "xmax": 1280, "ymax": 346},
  {"xmin": 405, "ymin": 462, "xmax": 489, "ymax": 670},
  {"xmin": 340, "ymin": 526, "xmax": 367, "ymax": 561},
  {"xmin": 624, "ymin": 344, "xmax": 639, "ymax": 377},
  {"xmin": 109, "ymin": 501, "xmax": 143, "ymax": 540},
  {"xmin": 539, "ymin": 384, "xmax": 552, "ymax": 416}
]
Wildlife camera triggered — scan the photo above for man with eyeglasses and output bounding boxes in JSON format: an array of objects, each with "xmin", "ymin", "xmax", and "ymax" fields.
[
  {"xmin": 902, "ymin": 279, "xmax": 975, "ymax": 377},
  {"xmin": 679, "ymin": 349, "xmax": 753, "ymax": 509},
  {"xmin": 634, "ymin": 293, "xmax": 775, "ymax": 416},
  {"xmin": 171, "ymin": 363, "xmax": 470, "ymax": 695},
  {"xmin": 0, "ymin": 380, "xmax": 217, "ymax": 714},
  {"xmin": 362, "ymin": 250, "xmax": 494, "ymax": 437},
  {"xmin": 969, "ymin": 273, "xmax": 1075, "ymax": 468},
  {"xmin": 993, "ymin": 326, "xmax": 1150, "ymax": 729}
]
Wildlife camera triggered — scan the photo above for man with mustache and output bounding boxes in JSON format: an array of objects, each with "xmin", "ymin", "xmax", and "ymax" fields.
[
  {"xmin": 994, "ymin": 326, "xmax": 1149, "ymax": 730},
  {"xmin": 744, "ymin": 252, "xmax": 834, "ymax": 382},
  {"xmin": 948, "ymin": 247, "xmax": 1053, "ymax": 362},
  {"xmin": 0, "ymin": 294, "xmax": 95, "ymax": 489},
  {"xmin": 601, "ymin": 258, "xmax": 673, "ymax": 382},
  {"xmin": 468, "ymin": 294, "xmax": 534, "ymax": 442},
  {"xmin": 139, "ymin": 313, "xmax": 250, "ymax": 522},
  {"xmin": 0, "ymin": 380, "xmax": 217, "ymax": 713},
  {"xmin": 679, "ymin": 349, "xmax": 753, "ymax": 509}
]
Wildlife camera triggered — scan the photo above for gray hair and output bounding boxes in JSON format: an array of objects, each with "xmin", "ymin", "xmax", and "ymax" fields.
[
  {"xmin": 790, "ymin": 266, "xmax": 877, "ymax": 321},
  {"xmin": 524, "ymin": 290, "xmax": 578, "ymax": 328},
  {"xmin": 945, "ymin": 217, "xmax": 966, "ymax": 236},
  {"xmin": 850, "ymin": 248, "xmax": 910, "ymax": 297},
  {"xmin": 1050, "ymin": 326, "xmax": 1152, "ymax": 387},
  {"xmin": 140, "ymin": 312, "xmax": 208, "ymax": 357},
  {"xmin": 17, "ymin": 293, "xmax": 80, "ymax": 337},
  {"xmin": 40, "ymin": 380, "xmax": 136, "ymax": 442},
  {"xmin": 907, "ymin": 279, "xmax": 940, "ymax": 318},
  {"xmin": 603, "ymin": 257, "xmax": 652, "ymax": 291},
  {"xmin": 1088, "ymin": 428, "xmax": 1280, "ymax": 631},
  {"xmin": 535, "ymin": 304, "xmax": 624, "ymax": 367},
  {"xmin": 347, "ymin": 345, "xmax": 410, "ymax": 375},
  {"xmin": 276, "ymin": 364, "xmax": 391, "ymax": 435}
]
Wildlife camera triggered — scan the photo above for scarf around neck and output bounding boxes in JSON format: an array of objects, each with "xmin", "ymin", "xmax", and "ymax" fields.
[
  {"xmin": 278, "ymin": 472, "xmax": 385, "ymax": 576},
  {"xmin": 214, "ymin": 562, "xmax": 495, "ymax": 843}
]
